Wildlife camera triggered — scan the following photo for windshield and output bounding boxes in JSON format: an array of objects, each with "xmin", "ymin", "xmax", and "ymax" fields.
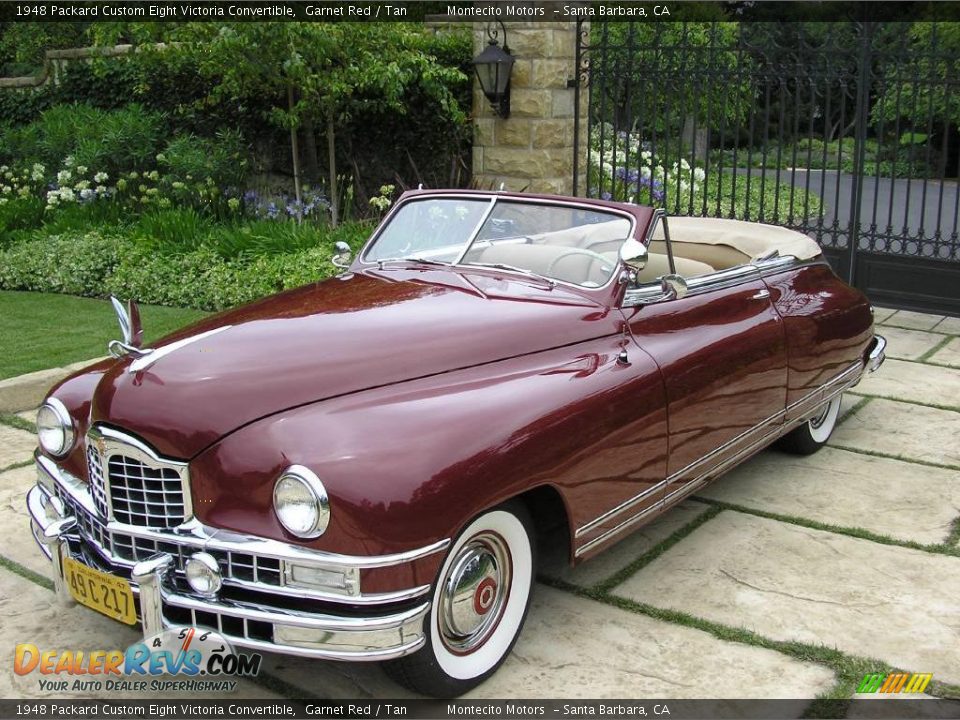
[{"xmin": 364, "ymin": 197, "xmax": 633, "ymax": 287}]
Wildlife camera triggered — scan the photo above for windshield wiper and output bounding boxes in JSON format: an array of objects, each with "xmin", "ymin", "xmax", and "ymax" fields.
[
  {"xmin": 463, "ymin": 262, "xmax": 556, "ymax": 288},
  {"xmin": 376, "ymin": 257, "xmax": 451, "ymax": 269}
]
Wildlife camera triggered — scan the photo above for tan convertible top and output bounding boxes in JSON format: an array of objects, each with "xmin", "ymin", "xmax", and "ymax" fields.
[{"xmin": 652, "ymin": 216, "xmax": 823, "ymax": 261}]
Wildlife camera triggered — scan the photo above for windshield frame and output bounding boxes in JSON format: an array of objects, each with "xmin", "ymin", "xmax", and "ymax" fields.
[{"xmin": 358, "ymin": 193, "xmax": 638, "ymax": 292}]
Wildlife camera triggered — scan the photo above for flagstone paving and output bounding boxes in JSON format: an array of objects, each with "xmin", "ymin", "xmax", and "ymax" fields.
[
  {"xmin": 875, "ymin": 326, "xmax": 946, "ymax": 360},
  {"xmin": 697, "ymin": 447, "xmax": 960, "ymax": 545},
  {"xmin": 0, "ymin": 465, "xmax": 50, "ymax": 579},
  {"xmin": 0, "ymin": 425, "xmax": 36, "ymax": 469},
  {"xmin": 871, "ymin": 306, "xmax": 898, "ymax": 324},
  {"xmin": 929, "ymin": 337, "xmax": 960, "ymax": 369},
  {"xmin": 933, "ymin": 316, "xmax": 960, "ymax": 335},
  {"xmin": 831, "ymin": 397, "xmax": 960, "ymax": 469},
  {"xmin": 855, "ymin": 358, "xmax": 960, "ymax": 409},
  {"xmin": 879, "ymin": 310, "xmax": 945, "ymax": 331},
  {"xmin": 612, "ymin": 511, "xmax": 960, "ymax": 685}
]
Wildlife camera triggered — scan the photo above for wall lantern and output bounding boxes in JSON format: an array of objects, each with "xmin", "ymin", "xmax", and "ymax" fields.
[{"xmin": 473, "ymin": 21, "xmax": 515, "ymax": 119}]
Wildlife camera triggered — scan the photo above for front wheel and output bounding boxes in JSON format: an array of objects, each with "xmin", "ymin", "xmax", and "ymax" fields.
[
  {"xmin": 776, "ymin": 394, "xmax": 842, "ymax": 456},
  {"xmin": 383, "ymin": 501, "xmax": 536, "ymax": 697}
]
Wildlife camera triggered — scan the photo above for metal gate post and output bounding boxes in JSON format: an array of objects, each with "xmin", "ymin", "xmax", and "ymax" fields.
[
  {"xmin": 847, "ymin": 21, "xmax": 874, "ymax": 286},
  {"xmin": 572, "ymin": 19, "xmax": 585, "ymax": 197}
]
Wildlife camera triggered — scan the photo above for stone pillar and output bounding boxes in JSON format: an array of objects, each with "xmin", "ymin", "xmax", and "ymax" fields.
[{"xmin": 472, "ymin": 22, "xmax": 586, "ymax": 196}]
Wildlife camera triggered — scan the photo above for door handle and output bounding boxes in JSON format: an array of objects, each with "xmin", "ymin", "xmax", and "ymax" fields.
[{"xmin": 752, "ymin": 289, "xmax": 771, "ymax": 300}]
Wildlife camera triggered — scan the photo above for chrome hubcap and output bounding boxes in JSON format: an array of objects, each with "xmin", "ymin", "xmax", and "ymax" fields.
[
  {"xmin": 809, "ymin": 401, "xmax": 833, "ymax": 429},
  {"xmin": 439, "ymin": 533, "xmax": 510, "ymax": 653}
]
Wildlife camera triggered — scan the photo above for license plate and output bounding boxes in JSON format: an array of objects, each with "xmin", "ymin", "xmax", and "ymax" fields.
[{"xmin": 63, "ymin": 557, "xmax": 137, "ymax": 625}]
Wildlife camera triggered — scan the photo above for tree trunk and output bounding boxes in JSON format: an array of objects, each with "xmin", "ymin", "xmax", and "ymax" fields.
[
  {"xmin": 302, "ymin": 116, "xmax": 320, "ymax": 181},
  {"xmin": 327, "ymin": 110, "xmax": 339, "ymax": 227},
  {"xmin": 288, "ymin": 84, "xmax": 302, "ymax": 210}
]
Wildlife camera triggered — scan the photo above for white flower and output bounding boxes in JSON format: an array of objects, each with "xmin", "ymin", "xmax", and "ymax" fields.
[
  {"xmin": 1, "ymin": 185, "xmax": 10, "ymax": 195},
  {"xmin": 64, "ymin": 156, "xmax": 75, "ymax": 168},
  {"xmin": 680, "ymin": 159, "xmax": 691, "ymax": 170},
  {"xmin": 94, "ymin": 172, "xmax": 108, "ymax": 183},
  {"xmin": 57, "ymin": 170, "xmax": 72, "ymax": 184},
  {"xmin": 46, "ymin": 190, "xmax": 60, "ymax": 206},
  {"xmin": 80, "ymin": 188, "xmax": 95, "ymax": 201},
  {"xmin": 693, "ymin": 168, "xmax": 706, "ymax": 182},
  {"xmin": 74, "ymin": 180, "xmax": 90, "ymax": 191},
  {"xmin": 0, "ymin": 165, "xmax": 6, "ymax": 173},
  {"xmin": 31, "ymin": 166, "xmax": 45, "ymax": 182},
  {"xmin": 76, "ymin": 165, "xmax": 88, "ymax": 175},
  {"xmin": 58, "ymin": 187, "xmax": 75, "ymax": 202},
  {"xmin": 95, "ymin": 185, "xmax": 107, "ymax": 194}
]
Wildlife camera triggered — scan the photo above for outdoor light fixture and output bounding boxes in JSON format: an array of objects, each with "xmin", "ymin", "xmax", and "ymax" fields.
[{"xmin": 473, "ymin": 21, "xmax": 515, "ymax": 119}]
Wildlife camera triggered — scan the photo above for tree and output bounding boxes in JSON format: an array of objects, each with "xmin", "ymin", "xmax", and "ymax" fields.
[{"xmin": 163, "ymin": 23, "xmax": 468, "ymax": 225}]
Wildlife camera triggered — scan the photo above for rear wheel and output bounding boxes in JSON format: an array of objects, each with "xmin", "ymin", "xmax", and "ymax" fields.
[
  {"xmin": 776, "ymin": 394, "xmax": 842, "ymax": 456},
  {"xmin": 383, "ymin": 501, "xmax": 535, "ymax": 698}
]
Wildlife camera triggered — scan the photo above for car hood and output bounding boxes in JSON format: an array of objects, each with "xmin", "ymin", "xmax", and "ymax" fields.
[{"xmin": 90, "ymin": 268, "xmax": 622, "ymax": 458}]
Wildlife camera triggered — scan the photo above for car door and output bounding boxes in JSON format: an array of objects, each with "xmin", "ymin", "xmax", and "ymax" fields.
[{"xmin": 620, "ymin": 252, "xmax": 788, "ymax": 507}]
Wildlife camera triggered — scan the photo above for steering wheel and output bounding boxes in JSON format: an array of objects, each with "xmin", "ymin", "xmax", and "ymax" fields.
[{"xmin": 545, "ymin": 248, "xmax": 615, "ymax": 280}]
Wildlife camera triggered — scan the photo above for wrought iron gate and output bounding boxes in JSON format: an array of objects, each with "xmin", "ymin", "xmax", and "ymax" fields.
[{"xmin": 573, "ymin": 21, "xmax": 960, "ymax": 315}]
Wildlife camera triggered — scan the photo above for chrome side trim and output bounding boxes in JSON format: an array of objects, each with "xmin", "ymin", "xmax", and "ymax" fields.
[
  {"xmin": 127, "ymin": 326, "xmax": 231, "ymax": 374},
  {"xmin": 574, "ymin": 482, "xmax": 665, "ymax": 539}
]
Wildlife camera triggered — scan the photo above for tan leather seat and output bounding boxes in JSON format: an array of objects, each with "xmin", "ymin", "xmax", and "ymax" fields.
[
  {"xmin": 468, "ymin": 243, "xmax": 618, "ymax": 286},
  {"xmin": 637, "ymin": 253, "xmax": 714, "ymax": 283}
]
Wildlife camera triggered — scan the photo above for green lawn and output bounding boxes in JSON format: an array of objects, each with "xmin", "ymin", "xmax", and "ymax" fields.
[{"xmin": 0, "ymin": 291, "xmax": 209, "ymax": 380}]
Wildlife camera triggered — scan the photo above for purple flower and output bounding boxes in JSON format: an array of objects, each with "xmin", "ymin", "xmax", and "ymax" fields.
[{"xmin": 601, "ymin": 192, "xmax": 612, "ymax": 201}]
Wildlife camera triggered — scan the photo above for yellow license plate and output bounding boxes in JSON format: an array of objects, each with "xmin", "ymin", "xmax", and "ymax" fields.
[{"xmin": 63, "ymin": 557, "xmax": 137, "ymax": 625}]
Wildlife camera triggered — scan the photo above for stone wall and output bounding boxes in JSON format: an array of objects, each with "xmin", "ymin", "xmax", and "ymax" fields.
[{"xmin": 472, "ymin": 22, "xmax": 587, "ymax": 196}]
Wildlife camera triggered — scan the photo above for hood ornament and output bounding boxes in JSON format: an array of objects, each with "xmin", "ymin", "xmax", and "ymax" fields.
[{"xmin": 108, "ymin": 296, "xmax": 154, "ymax": 359}]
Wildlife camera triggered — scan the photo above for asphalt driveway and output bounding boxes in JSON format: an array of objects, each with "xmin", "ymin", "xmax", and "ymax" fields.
[{"xmin": 1, "ymin": 308, "xmax": 958, "ymax": 704}]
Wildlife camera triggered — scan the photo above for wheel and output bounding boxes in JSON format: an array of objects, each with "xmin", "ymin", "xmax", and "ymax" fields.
[
  {"xmin": 776, "ymin": 394, "xmax": 842, "ymax": 456},
  {"xmin": 383, "ymin": 501, "xmax": 536, "ymax": 698}
]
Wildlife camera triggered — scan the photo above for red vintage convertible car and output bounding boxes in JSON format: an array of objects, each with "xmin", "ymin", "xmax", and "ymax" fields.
[{"xmin": 27, "ymin": 190, "xmax": 885, "ymax": 696}]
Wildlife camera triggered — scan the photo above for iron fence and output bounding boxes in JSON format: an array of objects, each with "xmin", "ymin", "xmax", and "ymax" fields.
[{"xmin": 574, "ymin": 21, "xmax": 960, "ymax": 315}]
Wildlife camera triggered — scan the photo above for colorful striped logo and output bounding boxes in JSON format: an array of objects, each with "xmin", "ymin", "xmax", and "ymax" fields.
[{"xmin": 857, "ymin": 672, "xmax": 933, "ymax": 694}]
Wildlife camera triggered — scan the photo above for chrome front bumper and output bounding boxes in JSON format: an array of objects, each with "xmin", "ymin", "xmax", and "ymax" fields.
[{"xmin": 28, "ymin": 458, "xmax": 443, "ymax": 662}]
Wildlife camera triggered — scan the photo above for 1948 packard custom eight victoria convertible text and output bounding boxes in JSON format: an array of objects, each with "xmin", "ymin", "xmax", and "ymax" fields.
[{"xmin": 27, "ymin": 190, "xmax": 885, "ymax": 696}]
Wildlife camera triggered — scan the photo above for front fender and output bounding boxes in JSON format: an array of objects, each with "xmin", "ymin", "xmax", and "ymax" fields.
[{"xmin": 189, "ymin": 332, "xmax": 665, "ymax": 567}]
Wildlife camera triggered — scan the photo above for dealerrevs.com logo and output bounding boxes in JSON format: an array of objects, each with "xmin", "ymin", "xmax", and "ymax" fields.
[{"xmin": 15, "ymin": 627, "xmax": 261, "ymax": 693}]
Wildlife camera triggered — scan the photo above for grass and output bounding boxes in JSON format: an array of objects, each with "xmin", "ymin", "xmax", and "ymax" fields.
[{"xmin": 0, "ymin": 291, "xmax": 209, "ymax": 380}]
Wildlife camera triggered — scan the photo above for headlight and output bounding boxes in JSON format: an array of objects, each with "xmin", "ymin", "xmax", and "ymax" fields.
[
  {"xmin": 273, "ymin": 465, "xmax": 330, "ymax": 538},
  {"xmin": 37, "ymin": 399, "xmax": 74, "ymax": 457}
]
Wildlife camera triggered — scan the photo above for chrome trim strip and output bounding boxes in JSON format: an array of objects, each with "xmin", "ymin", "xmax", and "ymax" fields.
[
  {"xmin": 452, "ymin": 196, "xmax": 499, "ymax": 265},
  {"xmin": 225, "ymin": 630, "xmax": 425, "ymax": 663},
  {"xmin": 575, "ymin": 498, "xmax": 664, "ymax": 558},
  {"xmin": 128, "ymin": 326, "xmax": 231, "ymax": 374},
  {"xmin": 574, "ymin": 482, "xmax": 665, "ymax": 539}
]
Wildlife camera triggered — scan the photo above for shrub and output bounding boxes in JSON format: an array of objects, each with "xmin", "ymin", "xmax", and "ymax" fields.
[
  {"xmin": 0, "ymin": 103, "xmax": 165, "ymax": 177},
  {"xmin": 0, "ymin": 221, "xmax": 373, "ymax": 311},
  {"xmin": 0, "ymin": 231, "xmax": 122, "ymax": 296},
  {"xmin": 0, "ymin": 197, "xmax": 46, "ymax": 247},
  {"xmin": 132, "ymin": 208, "xmax": 215, "ymax": 254},
  {"xmin": 158, "ymin": 131, "xmax": 248, "ymax": 191}
]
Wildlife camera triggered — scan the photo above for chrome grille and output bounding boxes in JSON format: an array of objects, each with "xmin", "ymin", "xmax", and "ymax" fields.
[
  {"xmin": 55, "ymin": 484, "xmax": 282, "ymax": 586},
  {"xmin": 107, "ymin": 455, "xmax": 185, "ymax": 527},
  {"xmin": 85, "ymin": 444, "xmax": 109, "ymax": 519}
]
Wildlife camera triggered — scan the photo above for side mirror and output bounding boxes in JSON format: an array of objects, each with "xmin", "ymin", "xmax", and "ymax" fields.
[
  {"xmin": 331, "ymin": 241, "xmax": 352, "ymax": 269},
  {"xmin": 619, "ymin": 238, "xmax": 648, "ymax": 274},
  {"xmin": 661, "ymin": 274, "xmax": 688, "ymax": 300}
]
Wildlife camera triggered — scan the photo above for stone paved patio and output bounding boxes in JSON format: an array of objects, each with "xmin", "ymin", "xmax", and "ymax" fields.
[{"xmin": 0, "ymin": 307, "xmax": 957, "ymax": 706}]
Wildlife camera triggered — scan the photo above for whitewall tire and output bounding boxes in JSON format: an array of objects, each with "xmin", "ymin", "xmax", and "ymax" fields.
[
  {"xmin": 383, "ymin": 501, "xmax": 535, "ymax": 697},
  {"xmin": 776, "ymin": 394, "xmax": 842, "ymax": 455}
]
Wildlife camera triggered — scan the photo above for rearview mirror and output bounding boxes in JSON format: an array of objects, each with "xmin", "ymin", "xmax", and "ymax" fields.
[
  {"xmin": 619, "ymin": 239, "xmax": 648, "ymax": 274},
  {"xmin": 661, "ymin": 274, "xmax": 688, "ymax": 300},
  {"xmin": 331, "ymin": 241, "xmax": 352, "ymax": 269}
]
